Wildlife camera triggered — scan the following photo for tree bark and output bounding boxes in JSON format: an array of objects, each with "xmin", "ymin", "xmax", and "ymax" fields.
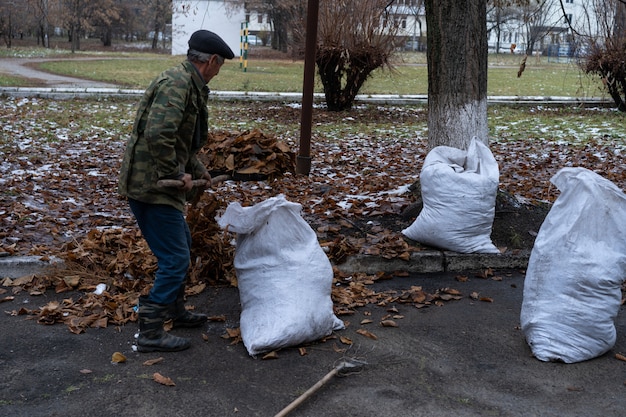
[{"xmin": 425, "ymin": 0, "xmax": 488, "ymax": 150}]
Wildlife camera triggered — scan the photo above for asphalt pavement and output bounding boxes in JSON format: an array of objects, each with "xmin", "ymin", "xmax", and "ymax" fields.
[{"xmin": 2, "ymin": 268, "xmax": 626, "ymax": 417}]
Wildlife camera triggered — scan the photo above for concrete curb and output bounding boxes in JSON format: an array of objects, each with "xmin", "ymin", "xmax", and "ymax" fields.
[
  {"xmin": 0, "ymin": 87, "xmax": 613, "ymax": 107},
  {"xmin": 0, "ymin": 255, "xmax": 63, "ymax": 279},
  {"xmin": 334, "ymin": 249, "xmax": 530, "ymax": 274},
  {"xmin": 0, "ymin": 250, "xmax": 530, "ymax": 280}
]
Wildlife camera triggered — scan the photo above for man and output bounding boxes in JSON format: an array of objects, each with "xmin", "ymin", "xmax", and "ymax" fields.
[{"xmin": 118, "ymin": 30, "xmax": 234, "ymax": 352}]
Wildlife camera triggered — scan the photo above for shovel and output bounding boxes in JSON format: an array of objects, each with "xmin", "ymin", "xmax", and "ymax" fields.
[
  {"xmin": 156, "ymin": 172, "xmax": 268, "ymax": 188},
  {"xmin": 273, "ymin": 358, "xmax": 366, "ymax": 417},
  {"xmin": 156, "ymin": 174, "xmax": 231, "ymax": 189}
]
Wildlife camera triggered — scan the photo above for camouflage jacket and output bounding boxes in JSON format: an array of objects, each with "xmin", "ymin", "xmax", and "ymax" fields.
[{"xmin": 118, "ymin": 60, "xmax": 209, "ymax": 212}]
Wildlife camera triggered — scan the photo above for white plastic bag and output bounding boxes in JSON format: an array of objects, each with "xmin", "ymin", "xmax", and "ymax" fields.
[
  {"xmin": 402, "ymin": 137, "xmax": 500, "ymax": 253},
  {"xmin": 520, "ymin": 167, "xmax": 626, "ymax": 363},
  {"xmin": 217, "ymin": 194, "xmax": 345, "ymax": 357}
]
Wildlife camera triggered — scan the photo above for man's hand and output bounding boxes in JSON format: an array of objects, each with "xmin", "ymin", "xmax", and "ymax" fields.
[
  {"xmin": 179, "ymin": 173, "xmax": 193, "ymax": 192},
  {"xmin": 201, "ymin": 171, "xmax": 212, "ymax": 189}
]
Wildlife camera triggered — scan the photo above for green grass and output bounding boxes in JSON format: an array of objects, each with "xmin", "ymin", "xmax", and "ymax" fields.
[
  {"xmin": 0, "ymin": 74, "xmax": 31, "ymax": 87},
  {"xmin": 0, "ymin": 46, "xmax": 606, "ymax": 97}
]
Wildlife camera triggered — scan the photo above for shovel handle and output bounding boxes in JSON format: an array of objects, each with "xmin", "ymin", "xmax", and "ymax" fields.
[
  {"xmin": 157, "ymin": 175, "xmax": 232, "ymax": 188},
  {"xmin": 156, "ymin": 179, "xmax": 208, "ymax": 188}
]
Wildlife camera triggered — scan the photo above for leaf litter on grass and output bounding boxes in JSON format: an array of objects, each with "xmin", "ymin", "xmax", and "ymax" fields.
[{"xmin": 1, "ymin": 96, "xmax": 625, "ymax": 335}]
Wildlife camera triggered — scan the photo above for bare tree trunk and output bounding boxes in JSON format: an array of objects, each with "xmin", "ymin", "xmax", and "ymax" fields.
[{"xmin": 425, "ymin": 0, "xmax": 488, "ymax": 150}]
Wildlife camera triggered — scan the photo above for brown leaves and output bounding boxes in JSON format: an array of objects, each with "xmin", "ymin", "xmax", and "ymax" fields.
[
  {"xmin": 153, "ymin": 372, "xmax": 176, "ymax": 387},
  {"xmin": 200, "ymin": 129, "xmax": 295, "ymax": 179},
  {"xmin": 186, "ymin": 193, "xmax": 237, "ymax": 287},
  {"xmin": 222, "ymin": 327, "xmax": 242, "ymax": 345},
  {"xmin": 26, "ymin": 286, "xmax": 138, "ymax": 333},
  {"xmin": 356, "ymin": 329, "xmax": 378, "ymax": 340},
  {"xmin": 6, "ymin": 101, "xmax": 623, "ymax": 337},
  {"xmin": 143, "ymin": 357, "xmax": 165, "ymax": 366},
  {"xmin": 332, "ymin": 271, "xmax": 466, "ymax": 313}
]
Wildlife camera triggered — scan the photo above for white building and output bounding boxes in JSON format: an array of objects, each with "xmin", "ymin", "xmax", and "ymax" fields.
[
  {"xmin": 486, "ymin": 0, "xmax": 601, "ymax": 56},
  {"xmin": 171, "ymin": 0, "xmax": 603, "ymax": 57},
  {"xmin": 172, "ymin": 0, "xmax": 245, "ymax": 56}
]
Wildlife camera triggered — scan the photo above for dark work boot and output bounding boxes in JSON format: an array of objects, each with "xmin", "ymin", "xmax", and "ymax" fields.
[
  {"xmin": 137, "ymin": 296, "xmax": 191, "ymax": 353},
  {"xmin": 169, "ymin": 287, "xmax": 207, "ymax": 328}
]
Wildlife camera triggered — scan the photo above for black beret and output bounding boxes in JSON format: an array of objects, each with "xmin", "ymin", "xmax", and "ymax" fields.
[{"xmin": 188, "ymin": 30, "xmax": 235, "ymax": 59}]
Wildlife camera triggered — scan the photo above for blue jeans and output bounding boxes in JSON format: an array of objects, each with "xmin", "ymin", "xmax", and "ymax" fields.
[{"xmin": 128, "ymin": 199, "xmax": 191, "ymax": 305}]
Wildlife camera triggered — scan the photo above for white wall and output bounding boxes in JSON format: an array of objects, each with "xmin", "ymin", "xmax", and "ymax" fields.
[{"xmin": 172, "ymin": 0, "xmax": 245, "ymax": 56}]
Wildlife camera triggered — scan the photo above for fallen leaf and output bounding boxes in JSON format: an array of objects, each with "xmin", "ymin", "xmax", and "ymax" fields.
[
  {"xmin": 186, "ymin": 283, "xmax": 206, "ymax": 296},
  {"xmin": 222, "ymin": 327, "xmax": 242, "ymax": 345},
  {"xmin": 380, "ymin": 320, "xmax": 398, "ymax": 327},
  {"xmin": 615, "ymin": 353, "xmax": 626, "ymax": 362},
  {"xmin": 340, "ymin": 336, "xmax": 353, "ymax": 345},
  {"xmin": 476, "ymin": 268, "xmax": 494, "ymax": 279},
  {"xmin": 10, "ymin": 275, "xmax": 35, "ymax": 287},
  {"xmin": 111, "ymin": 352, "xmax": 126, "ymax": 363},
  {"xmin": 356, "ymin": 329, "xmax": 378, "ymax": 340},
  {"xmin": 332, "ymin": 343, "xmax": 347, "ymax": 353},
  {"xmin": 262, "ymin": 351, "xmax": 279, "ymax": 360},
  {"xmin": 79, "ymin": 369, "xmax": 93, "ymax": 374},
  {"xmin": 63, "ymin": 275, "xmax": 81, "ymax": 288},
  {"xmin": 143, "ymin": 357, "xmax": 165, "ymax": 366},
  {"xmin": 153, "ymin": 372, "xmax": 176, "ymax": 386}
]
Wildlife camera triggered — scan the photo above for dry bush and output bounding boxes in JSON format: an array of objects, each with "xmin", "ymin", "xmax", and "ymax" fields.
[{"xmin": 316, "ymin": 0, "xmax": 400, "ymax": 111}]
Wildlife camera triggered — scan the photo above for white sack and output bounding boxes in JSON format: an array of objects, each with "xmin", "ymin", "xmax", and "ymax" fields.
[
  {"xmin": 402, "ymin": 137, "xmax": 500, "ymax": 253},
  {"xmin": 520, "ymin": 167, "xmax": 626, "ymax": 363},
  {"xmin": 217, "ymin": 194, "xmax": 344, "ymax": 357}
]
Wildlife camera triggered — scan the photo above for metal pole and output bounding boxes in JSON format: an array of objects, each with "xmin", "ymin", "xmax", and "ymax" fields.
[{"xmin": 296, "ymin": 0, "xmax": 320, "ymax": 176}]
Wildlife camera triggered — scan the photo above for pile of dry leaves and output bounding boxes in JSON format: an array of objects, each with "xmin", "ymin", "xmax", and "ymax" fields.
[
  {"xmin": 3, "ymin": 99, "xmax": 625, "ymax": 337},
  {"xmin": 1, "ymin": 128, "xmax": 453, "ymax": 335}
]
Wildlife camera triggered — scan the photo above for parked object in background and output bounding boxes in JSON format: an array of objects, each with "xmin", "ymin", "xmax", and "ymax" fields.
[{"xmin": 247, "ymin": 35, "xmax": 263, "ymax": 46}]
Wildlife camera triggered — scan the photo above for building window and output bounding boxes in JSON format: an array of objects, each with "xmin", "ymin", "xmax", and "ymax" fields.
[
  {"xmin": 566, "ymin": 0, "xmax": 573, "ymax": 3},
  {"xmin": 258, "ymin": 14, "xmax": 263, "ymax": 24}
]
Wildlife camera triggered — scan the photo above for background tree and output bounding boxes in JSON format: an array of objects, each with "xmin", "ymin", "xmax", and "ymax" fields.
[
  {"xmin": 62, "ymin": 0, "xmax": 87, "ymax": 52},
  {"xmin": 90, "ymin": 0, "xmax": 121, "ymax": 47},
  {"xmin": 142, "ymin": 0, "xmax": 171, "ymax": 50},
  {"xmin": 424, "ymin": 0, "xmax": 488, "ymax": 150},
  {"xmin": 316, "ymin": 0, "xmax": 400, "ymax": 112},
  {"xmin": 0, "ymin": 0, "xmax": 30, "ymax": 47},
  {"xmin": 517, "ymin": 0, "xmax": 560, "ymax": 55},
  {"xmin": 580, "ymin": 0, "xmax": 626, "ymax": 111},
  {"xmin": 233, "ymin": 0, "xmax": 305, "ymax": 54},
  {"xmin": 28, "ymin": 0, "xmax": 52, "ymax": 47}
]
